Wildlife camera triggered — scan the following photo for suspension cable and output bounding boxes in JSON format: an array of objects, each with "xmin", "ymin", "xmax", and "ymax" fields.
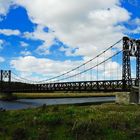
[
  {"xmin": 57, "ymin": 50, "xmax": 122, "ymax": 82},
  {"xmin": 11, "ymin": 39, "xmax": 122, "ymax": 84}
]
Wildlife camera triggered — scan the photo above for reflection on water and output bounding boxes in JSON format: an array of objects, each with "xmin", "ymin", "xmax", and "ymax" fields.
[{"xmin": 0, "ymin": 97, "xmax": 115, "ymax": 110}]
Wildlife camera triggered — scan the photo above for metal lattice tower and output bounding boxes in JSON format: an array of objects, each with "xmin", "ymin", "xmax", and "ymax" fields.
[
  {"xmin": 0, "ymin": 70, "xmax": 11, "ymax": 93},
  {"xmin": 122, "ymin": 37, "xmax": 140, "ymax": 89},
  {"xmin": 136, "ymin": 40, "xmax": 140, "ymax": 83},
  {"xmin": 0, "ymin": 70, "xmax": 11, "ymax": 82},
  {"xmin": 122, "ymin": 37, "xmax": 131, "ymax": 89}
]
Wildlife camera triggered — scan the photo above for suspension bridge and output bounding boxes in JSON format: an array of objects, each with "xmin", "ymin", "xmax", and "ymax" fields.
[{"xmin": 0, "ymin": 36, "xmax": 140, "ymax": 93}]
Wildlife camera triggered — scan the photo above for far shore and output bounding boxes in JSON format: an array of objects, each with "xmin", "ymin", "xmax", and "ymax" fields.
[{"xmin": 12, "ymin": 92, "xmax": 117, "ymax": 99}]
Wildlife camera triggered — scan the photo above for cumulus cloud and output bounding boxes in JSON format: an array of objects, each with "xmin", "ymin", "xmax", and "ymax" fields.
[
  {"xmin": 10, "ymin": 56, "xmax": 82, "ymax": 79},
  {"xmin": 20, "ymin": 41, "xmax": 29, "ymax": 47},
  {"xmin": 23, "ymin": 25, "xmax": 56, "ymax": 55},
  {"xmin": 0, "ymin": 0, "xmax": 13, "ymax": 17},
  {"xmin": 0, "ymin": 29, "xmax": 21, "ymax": 36},
  {"xmin": 125, "ymin": 18, "xmax": 140, "ymax": 34},
  {"xmin": 10, "ymin": 51, "xmax": 123, "ymax": 82},
  {"xmin": 14, "ymin": 0, "xmax": 131, "ymax": 60},
  {"xmin": 1, "ymin": 0, "xmax": 136, "ymax": 80},
  {"xmin": 0, "ymin": 57, "xmax": 5, "ymax": 63},
  {"xmin": 20, "ymin": 50, "xmax": 31, "ymax": 56},
  {"xmin": 129, "ymin": 27, "xmax": 140, "ymax": 34}
]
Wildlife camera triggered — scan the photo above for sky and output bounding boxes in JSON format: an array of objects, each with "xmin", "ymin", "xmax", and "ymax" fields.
[{"xmin": 0, "ymin": 0, "xmax": 139, "ymax": 81}]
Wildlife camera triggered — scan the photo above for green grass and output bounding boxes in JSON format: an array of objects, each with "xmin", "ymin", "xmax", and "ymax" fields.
[{"xmin": 1, "ymin": 104, "xmax": 140, "ymax": 139}]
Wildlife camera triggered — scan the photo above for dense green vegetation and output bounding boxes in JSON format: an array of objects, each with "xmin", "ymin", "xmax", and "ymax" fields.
[
  {"xmin": 0, "ymin": 93, "xmax": 17, "ymax": 101},
  {"xmin": 1, "ymin": 104, "xmax": 140, "ymax": 140}
]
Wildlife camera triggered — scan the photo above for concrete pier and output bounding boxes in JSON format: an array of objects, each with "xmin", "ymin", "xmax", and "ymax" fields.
[{"xmin": 116, "ymin": 87, "xmax": 140, "ymax": 104}]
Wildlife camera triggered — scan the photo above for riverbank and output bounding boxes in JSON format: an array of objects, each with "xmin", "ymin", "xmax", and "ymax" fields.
[
  {"xmin": 0, "ymin": 93, "xmax": 17, "ymax": 101},
  {"xmin": 0, "ymin": 103, "xmax": 140, "ymax": 140},
  {"xmin": 13, "ymin": 92, "xmax": 116, "ymax": 99},
  {"xmin": 0, "ymin": 96, "xmax": 115, "ymax": 110}
]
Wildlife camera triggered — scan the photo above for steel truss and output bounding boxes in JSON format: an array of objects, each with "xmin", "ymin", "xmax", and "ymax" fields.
[{"xmin": 9, "ymin": 80, "xmax": 135, "ymax": 93}]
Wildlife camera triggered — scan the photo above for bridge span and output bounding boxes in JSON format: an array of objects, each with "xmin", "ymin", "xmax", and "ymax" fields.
[{"xmin": 0, "ymin": 37, "xmax": 140, "ymax": 93}]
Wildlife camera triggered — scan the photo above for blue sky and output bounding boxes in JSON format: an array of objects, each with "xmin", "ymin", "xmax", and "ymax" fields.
[
  {"xmin": 0, "ymin": 6, "xmax": 82, "ymax": 69},
  {"xmin": 0, "ymin": 0, "xmax": 139, "ymax": 81}
]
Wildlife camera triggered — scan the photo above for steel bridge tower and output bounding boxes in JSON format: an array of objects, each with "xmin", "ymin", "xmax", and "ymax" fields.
[
  {"xmin": 0, "ymin": 70, "xmax": 11, "ymax": 93},
  {"xmin": 122, "ymin": 37, "xmax": 140, "ymax": 90}
]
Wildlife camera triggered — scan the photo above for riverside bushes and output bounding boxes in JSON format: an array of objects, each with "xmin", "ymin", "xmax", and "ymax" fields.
[{"xmin": 0, "ymin": 104, "xmax": 140, "ymax": 139}]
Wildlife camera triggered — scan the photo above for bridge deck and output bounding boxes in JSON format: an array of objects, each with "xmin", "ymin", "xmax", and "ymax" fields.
[{"xmin": 1, "ymin": 79, "xmax": 137, "ymax": 93}]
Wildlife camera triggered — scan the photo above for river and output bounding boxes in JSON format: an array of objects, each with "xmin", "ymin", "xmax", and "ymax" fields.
[{"xmin": 0, "ymin": 96, "xmax": 115, "ymax": 110}]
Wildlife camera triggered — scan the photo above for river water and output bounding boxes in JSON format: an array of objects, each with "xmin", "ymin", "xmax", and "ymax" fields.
[{"xmin": 0, "ymin": 96, "xmax": 115, "ymax": 110}]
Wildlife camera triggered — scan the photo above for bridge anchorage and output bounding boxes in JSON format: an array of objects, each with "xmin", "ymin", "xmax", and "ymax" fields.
[{"xmin": 0, "ymin": 36, "xmax": 140, "ymax": 93}]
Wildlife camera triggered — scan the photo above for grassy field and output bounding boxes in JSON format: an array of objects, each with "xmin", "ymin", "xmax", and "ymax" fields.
[
  {"xmin": 13, "ymin": 92, "xmax": 116, "ymax": 99},
  {"xmin": 1, "ymin": 103, "xmax": 140, "ymax": 140}
]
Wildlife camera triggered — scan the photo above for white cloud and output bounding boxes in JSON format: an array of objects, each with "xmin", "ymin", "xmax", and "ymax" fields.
[
  {"xmin": 23, "ymin": 25, "xmax": 56, "ymax": 55},
  {"xmin": 134, "ymin": 18, "xmax": 140, "ymax": 25},
  {"xmin": 10, "ymin": 53, "xmax": 123, "ymax": 82},
  {"xmin": 1, "ymin": 0, "xmax": 136, "ymax": 81},
  {"xmin": 125, "ymin": 18, "xmax": 140, "ymax": 34},
  {"xmin": 0, "ymin": 29, "xmax": 21, "ymax": 36},
  {"xmin": 19, "ymin": 72, "xmax": 44, "ymax": 82},
  {"xmin": 0, "ymin": 57, "xmax": 5, "ymax": 63},
  {"xmin": 10, "ymin": 56, "xmax": 82, "ymax": 79},
  {"xmin": 20, "ymin": 50, "xmax": 31, "ymax": 56},
  {"xmin": 0, "ymin": 0, "xmax": 13, "ymax": 16},
  {"xmin": 35, "ymin": 42, "xmax": 50, "ymax": 55},
  {"xmin": 129, "ymin": 27, "xmax": 140, "ymax": 34},
  {"xmin": 20, "ymin": 41, "xmax": 28, "ymax": 47},
  {"xmin": 14, "ymin": 0, "xmax": 131, "ymax": 60}
]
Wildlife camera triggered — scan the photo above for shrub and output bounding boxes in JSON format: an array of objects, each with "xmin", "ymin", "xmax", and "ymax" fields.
[
  {"xmin": 37, "ymin": 128, "xmax": 50, "ymax": 140},
  {"xmin": 39, "ymin": 114, "xmax": 63, "ymax": 125},
  {"xmin": 72, "ymin": 119, "xmax": 104, "ymax": 140},
  {"xmin": 12, "ymin": 128, "xmax": 28, "ymax": 140}
]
